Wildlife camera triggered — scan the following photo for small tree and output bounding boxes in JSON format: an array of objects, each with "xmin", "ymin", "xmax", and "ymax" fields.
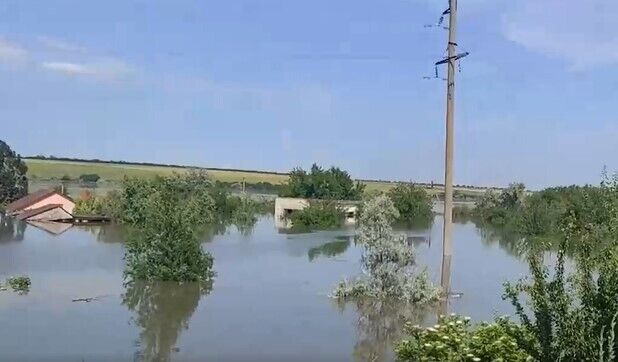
[
  {"xmin": 122, "ymin": 172, "xmax": 217, "ymax": 283},
  {"xmin": 387, "ymin": 184, "xmax": 433, "ymax": 223},
  {"xmin": 333, "ymin": 195, "xmax": 440, "ymax": 303},
  {"xmin": 0, "ymin": 140, "xmax": 28, "ymax": 205}
]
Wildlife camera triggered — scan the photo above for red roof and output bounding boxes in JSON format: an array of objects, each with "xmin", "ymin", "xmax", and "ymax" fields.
[
  {"xmin": 16, "ymin": 204, "xmax": 72, "ymax": 221},
  {"xmin": 5, "ymin": 189, "xmax": 73, "ymax": 214}
]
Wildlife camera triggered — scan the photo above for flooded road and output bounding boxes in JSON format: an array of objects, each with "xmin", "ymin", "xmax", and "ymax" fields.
[{"xmin": 0, "ymin": 215, "xmax": 530, "ymax": 361}]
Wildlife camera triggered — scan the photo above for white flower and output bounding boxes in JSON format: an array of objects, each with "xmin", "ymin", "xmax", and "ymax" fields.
[{"xmin": 473, "ymin": 358, "xmax": 481, "ymax": 362}]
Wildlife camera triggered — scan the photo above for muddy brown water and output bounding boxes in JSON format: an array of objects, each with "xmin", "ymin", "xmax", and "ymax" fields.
[{"xmin": 0, "ymin": 215, "xmax": 530, "ymax": 361}]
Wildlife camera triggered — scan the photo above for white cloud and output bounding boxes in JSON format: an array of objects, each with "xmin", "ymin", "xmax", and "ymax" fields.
[
  {"xmin": 0, "ymin": 38, "xmax": 28, "ymax": 63},
  {"xmin": 503, "ymin": 0, "xmax": 618, "ymax": 70},
  {"xmin": 41, "ymin": 59, "xmax": 133, "ymax": 80},
  {"xmin": 37, "ymin": 36, "xmax": 85, "ymax": 52}
]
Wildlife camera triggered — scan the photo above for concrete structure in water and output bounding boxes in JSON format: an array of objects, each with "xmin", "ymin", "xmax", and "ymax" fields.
[{"xmin": 274, "ymin": 197, "xmax": 359, "ymax": 229}]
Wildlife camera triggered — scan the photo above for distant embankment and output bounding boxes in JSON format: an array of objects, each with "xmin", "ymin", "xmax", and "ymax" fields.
[{"xmin": 24, "ymin": 156, "xmax": 501, "ymax": 196}]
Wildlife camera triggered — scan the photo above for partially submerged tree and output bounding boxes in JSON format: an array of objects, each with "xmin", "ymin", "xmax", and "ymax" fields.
[
  {"xmin": 122, "ymin": 172, "xmax": 216, "ymax": 284},
  {"xmin": 333, "ymin": 195, "xmax": 440, "ymax": 303},
  {"xmin": 0, "ymin": 140, "xmax": 28, "ymax": 206}
]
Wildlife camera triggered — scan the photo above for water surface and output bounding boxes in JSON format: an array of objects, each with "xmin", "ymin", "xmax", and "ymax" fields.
[{"xmin": 0, "ymin": 215, "xmax": 531, "ymax": 361}]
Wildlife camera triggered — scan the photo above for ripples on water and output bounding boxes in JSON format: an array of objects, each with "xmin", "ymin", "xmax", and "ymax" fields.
[{"xmin": 0, "ymin": 214, "xmax": 531, "ymax": 361}]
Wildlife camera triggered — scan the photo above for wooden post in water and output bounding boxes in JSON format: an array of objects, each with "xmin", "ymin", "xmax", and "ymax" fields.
[{"xmin": 441, "ymin": 0, "xmax": 458, "ymax": 295}]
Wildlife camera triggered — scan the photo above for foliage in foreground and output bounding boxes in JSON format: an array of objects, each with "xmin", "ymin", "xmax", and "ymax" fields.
[
  {"xmin": 280, "ymin": 163, "xmax": 365, "ymax": 200},
  {"xmin": 387, "ymin": 183, "xmax": 433, "ymax": 224},
  {"xmin": 122, "ymin": 173, "xmax": 216, "ymax": 284},
  {"xmin": 2, "ymin": 276, "xmax": 31, "ymax": 294},
  {"xmin": 290, "ymin": 202, "xmax": 344, "ymax": 231},
  {"xmin": 333, "ymin": 195, "xmax": 440, "ymax": 303},
  {"xmin": 396, "ymin": 314, "xmax": 534, "ymax": 362},
  {"xmin": 503, "ymin": 237, "xmax": 618, "ymax": 361},
  {"xmin": 0, "ymin": 140, "xmax": 28, "ymax": 206}
]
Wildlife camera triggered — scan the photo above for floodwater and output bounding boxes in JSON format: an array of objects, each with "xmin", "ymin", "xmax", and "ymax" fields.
[{"xmin": 0, "ymin": 214, "xmax": 531, "ymax": 362}]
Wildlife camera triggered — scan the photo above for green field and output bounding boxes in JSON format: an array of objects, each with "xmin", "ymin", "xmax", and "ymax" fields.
[
  {"xmin": 24, "ymin": 158, "xmax": 488, "ymax": 198},
  {"xmin": 25, "ymin": 159, "xmax": 289, "ymax": 184}
]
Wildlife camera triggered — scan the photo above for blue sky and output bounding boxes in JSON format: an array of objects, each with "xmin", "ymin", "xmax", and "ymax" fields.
[{"xmin": 1, "ymin": 0, "xmax": 617, "ymax": 188}]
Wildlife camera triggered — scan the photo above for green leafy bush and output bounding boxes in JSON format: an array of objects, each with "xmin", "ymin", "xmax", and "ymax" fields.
[
  {"xmin": 387, "ymin": 183, "xmax": 433, "ymax": 223},
  {"xmin": 79, "ymin": 173, "xmax": 101, "ymax": 183},
  {"xmin": 74, "ymin": 192, "xmax": 121, "ymax": 216},
  {"xmin": 289, "ymin": 202, "xmax": 344, "ymax": 231},
  {"xmin": 5, "ymin": 276, "xmax": 31, "ymax": 294},
  {"xmin": 281, "ymin": 163, "xmax": 365, "ymax": 200},
  {"xmin": 396, "ymin": 314, "xmax": 533, "ymax": 362},
  {"xmin": 503, "ymin": 239, "xmax": 618, "ymax": 361}
]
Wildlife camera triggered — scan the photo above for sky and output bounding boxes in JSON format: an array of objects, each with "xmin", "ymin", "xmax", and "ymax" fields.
[{"xmin": 1, "ymin": 0, "xmax": 617, "ymax": 189}]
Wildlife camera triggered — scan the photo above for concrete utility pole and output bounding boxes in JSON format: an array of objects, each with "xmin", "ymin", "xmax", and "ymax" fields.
[{"xmin": 441, "ymin": 0, "xmax": 458, "ymax": 294}]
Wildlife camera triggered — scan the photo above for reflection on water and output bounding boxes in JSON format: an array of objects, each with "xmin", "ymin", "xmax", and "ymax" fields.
[
  {"xmin": 337, "ymin": 299, "xmax": 433, "ymax": 362},
  {"xmin": 0, "ymin": 214, "xmax": 25, "ymax": 243},
  {"xmin": 308, "ymin": 238, "xmax": 352, "ymax": 261},
  {"xmin": 27, "ymin": 221, "xmax": 73, "ymax": 235},
  {"xmin": 0, "ymin": 214, "xmax": 538, "ymax": 361},
  {"xmin": 123, "ymin": 281, "xmax": 210, "ymax": 362}
]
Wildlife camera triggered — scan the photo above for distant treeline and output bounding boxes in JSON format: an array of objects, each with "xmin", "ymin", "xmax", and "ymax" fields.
[{"xmin": 26, "ymin": 155, "xmax": 288, "ymax": 176}]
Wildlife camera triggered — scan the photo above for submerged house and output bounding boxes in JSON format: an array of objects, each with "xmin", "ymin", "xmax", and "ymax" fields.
[
  {"xmin": 5, "ymin": 189, "xmax": 75, "ymax": 219},
  {"xmin": 15, "ymin": 204, "xmax": 73, "ymax": 222}
]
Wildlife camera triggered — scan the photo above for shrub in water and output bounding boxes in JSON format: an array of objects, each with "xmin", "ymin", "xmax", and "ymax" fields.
[
  {"xmin": 6, "ymin": 276, "xmax": 31, "ymax": 294},
  {"xmin": 290, "ymin": 202, "xmax": 344, "ymax": 231},
  {"xmin": 122, "ymin": 173, "xmax": 216, "ymax": 283},
  {"xmin": 333, "ymin": 195, "xmax": 440, "ymax": 303},
  {"xmin": 387, "ymin": 183, "xmax": 433, "ymax": 223}
]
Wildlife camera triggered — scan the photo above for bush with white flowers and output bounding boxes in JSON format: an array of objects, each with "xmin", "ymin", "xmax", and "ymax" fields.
[{"xmin": 396, "ymin": 314, "xmax": 534, "ymax": 361}]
